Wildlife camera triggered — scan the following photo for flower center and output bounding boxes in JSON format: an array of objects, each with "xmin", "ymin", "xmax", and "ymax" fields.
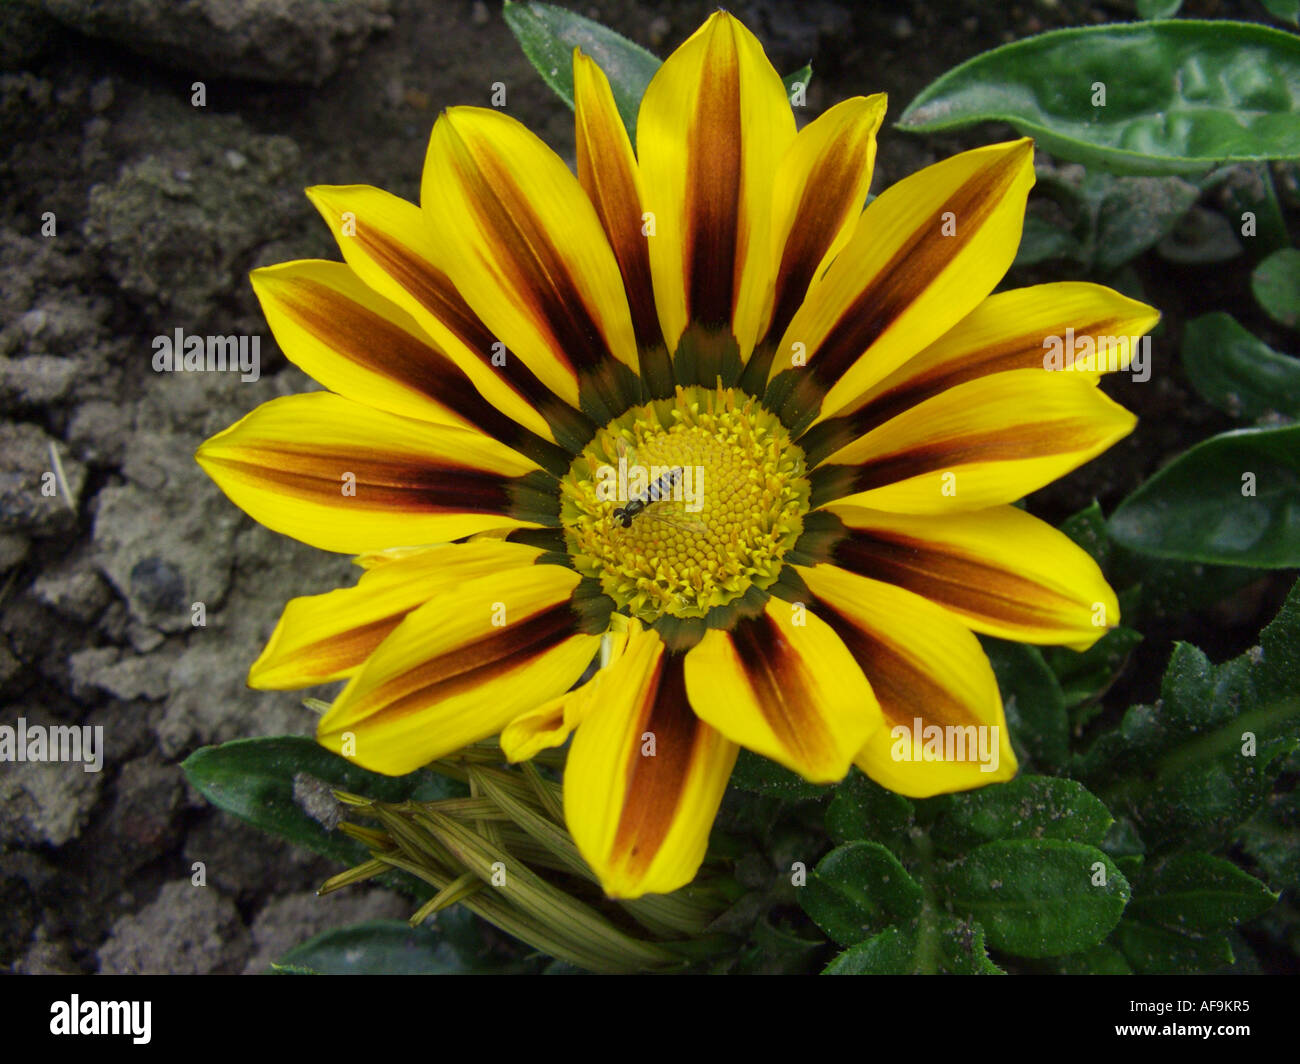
[{"xmin": 561, "ymin": 385, "xmax": 810, "ymax": 624}]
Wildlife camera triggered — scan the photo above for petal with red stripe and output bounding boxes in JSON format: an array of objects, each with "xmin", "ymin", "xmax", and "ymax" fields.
[{"xmin": 565, "ymin": 625, "xmax": 738, "ymax": 898}]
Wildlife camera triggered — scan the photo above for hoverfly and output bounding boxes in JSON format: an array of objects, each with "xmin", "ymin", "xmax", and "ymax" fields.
[{"xmin": 609, "ymin": 438, "xmax": 706, "ymax": 534}]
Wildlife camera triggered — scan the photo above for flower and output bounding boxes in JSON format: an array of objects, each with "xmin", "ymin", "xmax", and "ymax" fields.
[{"xmin": 197, "ymin": 11, "xmax": 1157, "ymax": 900}]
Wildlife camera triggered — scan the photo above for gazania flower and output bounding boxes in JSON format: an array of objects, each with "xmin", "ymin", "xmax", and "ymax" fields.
[{"xmin": 197, "ymin": 11, "xmax": 1157, "ymax": 899}]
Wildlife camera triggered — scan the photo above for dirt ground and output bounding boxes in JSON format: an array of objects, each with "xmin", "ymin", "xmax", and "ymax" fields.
[{"xmin": 1, "ymin": 0, "xmax": 1289, "ymax": 973}]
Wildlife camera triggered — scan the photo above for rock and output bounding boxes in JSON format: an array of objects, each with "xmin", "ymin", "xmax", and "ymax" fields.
[
  {"xmin": 0, "ymin": 531, "xmax": 31, "ymax": 570},
  {"xmin": 91, "ymin": 451, "xmax": 242, "ymax": 633},
  {"xmin": 103, "ymin": 755, "xmax": 185, "ymax": 874},
  {"xmin": 242, "ymin": 888, "xmax": 410, "ymax": 973},
  {"xmin": 84, "ymin": 117, "xmax": 303, "ymax": 325},
  {"xmin": 0, "ymin": 421, "xmax": 86, "ymax": 536},
  {"xmin": 68, "ymin": 645, "xmax": 173, "ymax": 702},
  {"xmin": 0, "ymin": 707, "xmax": 105, "ymax": 846},
  {"xmin": 0, "ymin": 355, "xmax": 78, "ymax": 405},
  {"xmin": 182, "ymin": 811, "xmax": 332, "ymax": 903},
  {"xmin": 96, "ymin": 879, "xmax": 249, "ymax": 974},
  {"xmin": 0, "ymin": 3, "xmax": 62, "ymax": 72},
  {"xmin": 30, "ymin": 549, "xmax": 112, "ymax": 622},
  {"xmin": 36, "ymin": 0, "xmax": 392, "ymax": 85}
]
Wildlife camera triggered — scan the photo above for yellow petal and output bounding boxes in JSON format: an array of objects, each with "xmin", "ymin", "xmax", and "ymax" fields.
[
  {"xmin": 421, "ymin": 106, "xmax": 640, "ymax": 419},
  {"xmin": 573, "ymin": 50, "xmax": 661, "ymax": 352},
  {"xmin": 637, "ymin": 11, "xmax": 795, "ymax": 358},
  {"xmin": 249, "ymin": 540, "xmax": 544, "ymax": 689},
  {"xmin": 770, "ymin": 139, "xmax": 1036, "ymax": 428},
  {"xmin": 500, "ymin": 624, "xmax": 635, "ymax": 762},
  {"xmin": 305, "ymin": 183, "xmax": 578, "ymax": 447},
  {"xmin": 318, "ymin": 565, "xmax": 599, "ymax": 774},
  {"xmin": 807, "ymin": 281, "xmax": 1160, "ymax": 450},
  {"xmin": 826, "ymin": 505, "xmax": 1120, "ymax": 650},
  {"xmin": 797, "ymin": 563, "xmax": 1017, "ymax": 798},
  {"xmin": 683, "ymin": 598, "xmax": 880, "ymax": 783},
  {"xmin": 811, "ymin": 369, "xmax": 1136, "ymax": 514},
  {"xmin": 196, "ymin": 392, "xmax": 550, "ymax": 554},
  {"xmin": 564, "ymin": 626, "xmax": 738, "ymax": 898},
  {"xmin": 249, "ymin": 261, "xmax": 566, "ymax": 476},
  {"xmin": 765, "ymin": 94, "xmax": 887, "ymax": 345}
]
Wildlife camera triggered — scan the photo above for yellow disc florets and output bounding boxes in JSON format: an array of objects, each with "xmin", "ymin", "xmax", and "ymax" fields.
[{"xmin": 561, "ymin": 385, "xmax": 810, "ymax": 624}]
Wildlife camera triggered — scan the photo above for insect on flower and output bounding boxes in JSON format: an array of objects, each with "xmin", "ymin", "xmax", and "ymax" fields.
[{"xmin": 197, "ymin": 11, "xmax": 1157, "ymax": 900}]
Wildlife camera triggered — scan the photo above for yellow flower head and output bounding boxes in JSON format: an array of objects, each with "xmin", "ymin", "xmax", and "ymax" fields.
[{"xmin": 197, "ymin": 12, "xmax": 1157, "ymax": 900}]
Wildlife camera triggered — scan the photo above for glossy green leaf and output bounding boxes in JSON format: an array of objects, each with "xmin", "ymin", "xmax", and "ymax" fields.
[
  {"xmin": 503, "ymin": 1, "xmax": 659, "ymax": 139},
  {"xmin": 942, "ymin": 840, "xmax": 1130, "ymax": 958},
  {"xmin": 503, "ymin": 2, "xmax": 811, "ymax": 142},
  {"xmin": 1108, "ymin": 424, "xmax": 1300, "ymax": 567},
  {"xmin": 1128, "ymin": 853, "xmax": 1278, "ymax": 932},
  {"xmin": 1252, "ymin": 247, "xmax": 1300, "ymax": 329},
  {"xmin": 898, "ymin": 21, "xmax": 1300, "ymax": 175},
  {"xmin": 930, "ymin": 776, "xmax": 1114, "ymax": 855},
  {"xmin": 980, "ymin": 638, "xmax": 1069, "ymax": 771},
  {"xmin": 181, "ymin": 735, "xmax": 456, "ymax": 864},
  {"xmin": 825, "ymin": 768, "xmax": 915, "ymax": 853},
  {"xmin": 800, "ymin": 842, "xmax": 923, "ymax": 946},
  {"xmin": 1182, "ymin": 312, "xmax": 1300, "ymax": 420}
]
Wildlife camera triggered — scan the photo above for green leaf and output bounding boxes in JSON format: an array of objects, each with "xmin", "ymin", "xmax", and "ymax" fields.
[
  {"xmin": 1128, "ymin": 853, "xmax": 1278, "ymax": 932},
  {"xmin": 800, "ymin": 842, "xmax": 923, "ymax": 946},
  {"xmin": 1081, "ymin": 171, "xmax": 1201, "ymax": 273},
  {"xmin": 898, "ymin": 21, "xmax": 1300, "ymax": 175},
  {"xmin": 1115, "ymin": 919, "xmax": 1233, "ymax": 973},
  {"xmin": 783, "ymin": 64, "xmax": 813, "ymax": 104},
  {"xmin": 931, "ymin": 776, "xmax": 1114, "ymax": 854},
  {"xmin": 1237, "ymin": 792, "xmax": 1300, "ymax": 890},
  {"xmin": 1138, "ymin": 0, "xmax": 1183, "ymax": 17},
  {"xmin": 1047, "ymin": 942, "xmax": 1133, "ymax": 974},
  {"xmin": 1044, "ymin": 627, "xmax": 1144, "ymax": 711},
  {"xmin": 503, "ymin": 2, "xmax": 811, "ymax": 143},
  {"xmin": 1262, "ymin": 0, "xmax": 1300, "ymax": 27},
  {"xmin": 980, "ymin": 638, "xmax": 1069, "ymax": 771},
  {"xmin": 1077, "ymin": 581, "xmax": 1300, "ymax": 851},
  {"xmin": 942, "ymin": 840, "xmax": 1130, "ymax": 958},
  {"xmin": 1182, "ymin": 312, "xmax": 1300, "ymax": 420},
  {"xmin": 1014, "ymin": 214, "xmax": 1082, "ymax": 267},
  {"xmin": 821, "ymin": 924, "xmax": 915, "ymax": 974},
  {"xmin": 181, "ymin": 735, "xmax": 457, "ymax": 865},
  {"xmin": 1216, "ymin": 164, "xmax": 1289, "ymax": 255},
  {"xmin": 502, "ymin": 1, "xmax": 659, "ymax": 139},
  {"xmin": 274, "ymin": 919, "xmax": 527, "ymax": 975},
  {"xmin": 821, "ymin": 917, "xmax": 1001, "ymax": 974},
  {"xmin": 1108, "ymin": 424, "xmax": 1300, "ymax": 567},
  {"xmin": 1060, "ymin": 501, "xmax": 1112, "ymax": 568},
  {"xmin": 1252, "ymin": 247, "xmax": 1300, "ymax": 329},
  {"xmin": 825, "ymin": 768, "xmax": 915, "ymax": 853},
  {"xmin": 729, "ymin": 748, "xmax": 830, "ymax": 801}
]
